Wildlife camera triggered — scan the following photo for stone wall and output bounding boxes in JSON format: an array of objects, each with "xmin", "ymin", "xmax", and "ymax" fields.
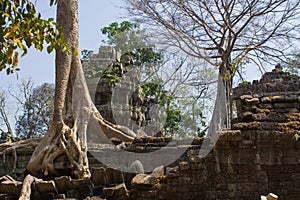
[
  {"xmin": 128, "ymin": 132, "xmax": 300, "ymax": 200},
  {"xmin": 1, "ymin": 131, "xmax": 299, "ymax": 199},
  {"xmin": 0, "ymin": 66, "xmax": 299, "ymax": 200},
  {"xmin": 127, "ymin": 66, "xmax": 300, "ymax": 200}
]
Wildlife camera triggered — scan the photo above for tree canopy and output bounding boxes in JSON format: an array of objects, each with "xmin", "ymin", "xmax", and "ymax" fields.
[
  {"xmin": 125, "ymin": 0, "xmax": 300, "ymax": 127},
  {"xmin": 125, "ymin": 0, "xmax": 300, "ymax": 76},
  {"xmin": 98, "ymin": 21, "xmax": 214, "ymax": 136},
  {"xmin": 15, "ymin": 82, "xmax": 54, "ymax": 139},
  {"xmin": 101, "ymin": 21, "xmax": 163, "ymax": 66},
  {"xmin": 0, "ymin": 0, "xmax": 66, "ymax": 74},
  {"xmin": 0, "ymin": 81, "xmax": 54, "ymax": 140}
]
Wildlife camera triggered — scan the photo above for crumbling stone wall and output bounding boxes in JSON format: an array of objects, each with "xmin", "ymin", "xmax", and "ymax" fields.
[
  {"xmin": 128, "ymin": 132, "xmax": 299, "ymax": 200},
  {"xmin": 232, "ymin": 65, "xmax": 300, "ymax": 134},
  {"xmin": 0, "ymin": 66, "xmax": 299, "ymax": 200},
  {"xmin": 84, "ymin": 46, "xmax": 161, "ymax": 134},
  {"xmin": 128, "ymin": 67, "xmax": 300, "ymax": 200}
]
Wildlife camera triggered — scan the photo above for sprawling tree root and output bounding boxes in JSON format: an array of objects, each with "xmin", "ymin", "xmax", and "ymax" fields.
[
  {"xmin": 26, "ymin": 121, "xmax": 90, "ymax": 179},
  {"xmin": 0, "ymin": 139, "xmax": 41, "ymax": 173},
  {"xmin": 19, "ymin": 174, "xmax": 57, "ymax": 200},
  {"xmin": 95, "ymin": 112, "xmax": 136, "ymax": 142},
  {"xmin": 18, "ymin": 174, "xmax": 35, "ymax": 200},
  {"xmin": 20, "ymin": 0, "xmax": 137, "ymax": 196},
  {"xmin": 25, "ymin": 110, "xmax": 136, "ymax": 180}
]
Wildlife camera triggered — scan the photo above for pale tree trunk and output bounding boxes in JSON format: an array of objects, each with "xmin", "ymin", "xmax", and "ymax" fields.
[
  {"xmin": 218, "ymin": 55, "xmax": 233, "ymax": 129},
  {"xmin": 23, "ymin": 0, "xmax": 136, "ymax": 184},
  {"xmin": 0, "ymin": 96, "xmax": 14, "ymax": 141},
  {"xmin": 220, "ymin": 69, "xmax": 232, "ymax": 129}
]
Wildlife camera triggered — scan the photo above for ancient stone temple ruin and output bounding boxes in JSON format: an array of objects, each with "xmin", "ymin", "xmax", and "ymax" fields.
[
  {"xmin": 0, "ymin": 59, "xmax": 299, "ymax": 199},
  {"xmin": 84, "ymin": 46, "xmax": 161, "ymax": 136}
]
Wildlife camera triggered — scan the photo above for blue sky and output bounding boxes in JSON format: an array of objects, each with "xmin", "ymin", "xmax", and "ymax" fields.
[
  {"xmin": 0, "ymin": 0, "xmax": 125, "ymax": 88},
  {"xmin": 0, "ymin": 0, "xmax": 270, "ymax": 91},
  {"xmin": 0, "ymin": 0, "xmax": 274, "ymax": 133}
]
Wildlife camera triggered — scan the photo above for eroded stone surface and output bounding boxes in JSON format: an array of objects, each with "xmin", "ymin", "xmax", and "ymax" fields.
[
  {"xmin": 131, "ymin": 174, "xmax": 158, "ymax": 187},
  {"xmin": 103, "ymin": 183, "xmax": 129, "ymax": 200},
  {"xmin": 0, "ymin": 66, "xmax": 299, "ymax": 200},
  {"xmin": 151, "ymin": 166, "xmax": 164, "ymax": 178}
]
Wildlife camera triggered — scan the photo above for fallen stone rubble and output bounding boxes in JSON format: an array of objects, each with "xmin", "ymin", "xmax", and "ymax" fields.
[{"xmin": 0, "ymin": 165, "xmax": 166, "ymax": 200}]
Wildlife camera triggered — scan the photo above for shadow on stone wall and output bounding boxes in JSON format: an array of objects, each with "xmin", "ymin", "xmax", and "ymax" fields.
[{"xmin": 0, "ymin": 66, "xmax": 299, "ymax": 200}]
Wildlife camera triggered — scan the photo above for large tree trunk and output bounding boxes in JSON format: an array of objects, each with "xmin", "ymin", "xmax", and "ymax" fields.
[
  {"xmin": 219, "ymin": 60, "xmax": 233, "ymax": 129},
  {"xmin": 25, "ymin": 0, "xmax": 136, "ymax": 181}
]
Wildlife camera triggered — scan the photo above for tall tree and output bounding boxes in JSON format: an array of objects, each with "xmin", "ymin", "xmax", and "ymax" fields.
[
  {"xmin": 15, "ymin": 82, "xmax": 55, "ymax": 139},
  {"xmin": 25, "ymin": 0, "xmax": 137, "ymax": 181},
  {"xmin": 99, "ymin": 21, "xmax": 216, "ymax": 136},
  {"xmin": 125, "ymin": 0, "xmax": 300, "ymax": 126}
]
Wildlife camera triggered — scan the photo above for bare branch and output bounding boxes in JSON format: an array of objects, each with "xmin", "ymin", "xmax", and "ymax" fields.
[
  {"xmin": 125, "ymin": 0, "xmax": 300, "ymax": 74},
  {"xmin": 0, "ymin": 91, "xmax": 14, "ymax": 137}
]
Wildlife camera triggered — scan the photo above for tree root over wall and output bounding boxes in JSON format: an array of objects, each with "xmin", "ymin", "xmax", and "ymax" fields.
[{"xmin": 0, "ymin": 138, "xmax": 41, "ymax": 173}]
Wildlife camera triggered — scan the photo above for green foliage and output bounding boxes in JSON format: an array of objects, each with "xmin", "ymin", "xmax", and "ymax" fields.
[
  {"xmin": 99, "ymin": 21, "xmax": 210, "ymax": 137},
  {"xmin": 81, "ymin": 49, "xmax": 93, "ymax": 61},
  {"xmin": 141, "ymin": 80, "xmax": 182, "ymax": 136},
  {"xmin": 164, "ymin": 103, "xmax": 181, "ymax": 135},
  {"xmin": 101, "ymin": 21, "xmax": 137, "ymax": 40},
  {"xmin": 141, "ymin": 81, "xmax": 168, "ymax": 105},
  {"xmin": 136, "ymin": 47, "xmax": 163, "ymax": 67},
  {"xmin": 0, "ymin": 0, "xmax": 66, "ymax": 74},
  {"xmin": 101, "ymin": 21, "xmax": 163, "ymax": 67},
  {"xmin": 102, "ymin": 70, "xmax": 120, "ymax": 86},
  {"xmin": 283, "ymin": 53, "xmax": 300, "ymax": 75},
  {"xmin": 238, "ymin": 80, "xmax": 249, "ymax": 86},
  {"xmin": 15, "ymin": 83, "xmax": 54, "ymax": 139}
]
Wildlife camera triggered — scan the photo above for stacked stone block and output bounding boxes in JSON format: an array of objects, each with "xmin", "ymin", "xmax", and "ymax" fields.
[
  {"xmin": 0, "ymin": 131, "xmax": 300, "ymax": 199},
  {"xmin": 0, "ymin": 66, "xmax": 299, "ymax": 199},
  {"xmin": 129, "ymin": 67, "xmax": 300, "ymax": 200},
  {"xmin": 232, "ymin": 66, "xmax": 300, "ymax": 135}
]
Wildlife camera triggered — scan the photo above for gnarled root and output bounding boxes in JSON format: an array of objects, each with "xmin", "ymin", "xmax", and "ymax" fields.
[
  {"xmin": 18, "ymin": 174, "xmax": 57, "ymax": 200},
  {"xmin": 26, "ymin": 112, "xmax": 136, "ymax": 179},
  {"xmin": 26, "ymin": 122, "xmax": 90, "ymax": 179},
  {"xmin": 94, "ymin": 112, "xmax": 136, "ymax": 142},
  {"xmin": 18, "ymin": 174, "xmax": 35, "ymax": 200}
]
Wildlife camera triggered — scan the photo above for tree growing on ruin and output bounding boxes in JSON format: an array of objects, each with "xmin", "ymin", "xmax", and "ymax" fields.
[
  {"xmin": 124, "ymin": 0, "xmax": 300, "ymax": 126},
  {"xmin": 23, "ymin": 0, "xmax": 137, "ymax": 182},
  {"xmin": 1, "ymin": 2, "xmax": 139, "ymax": 197},
  {"xmin": 100, "ymin": 21, "xmax": 216, "ymax": 136},
  {"xmin": 101, "ymin": 21, "xmax": 183, "ymax": 136}
]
